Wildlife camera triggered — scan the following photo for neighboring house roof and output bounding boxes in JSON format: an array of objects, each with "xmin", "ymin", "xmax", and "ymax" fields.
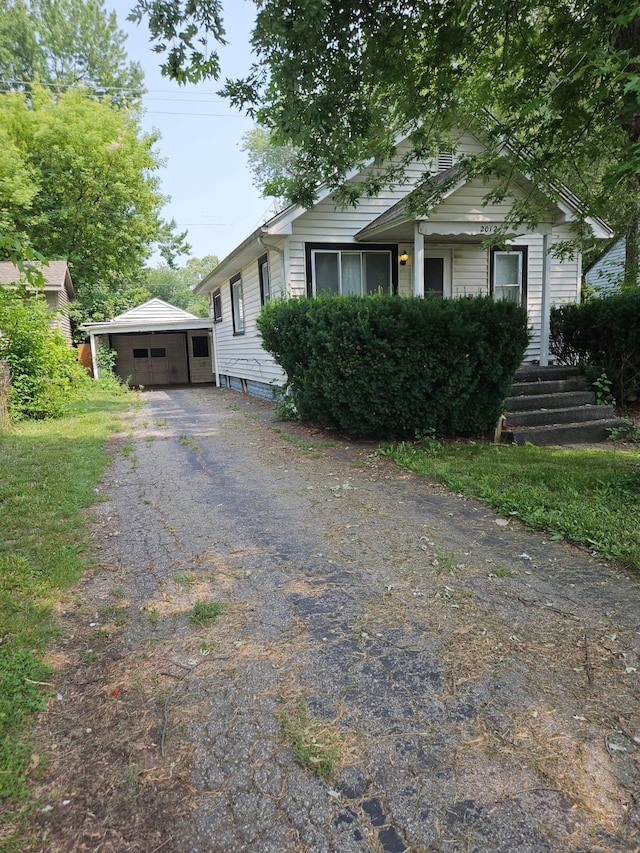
[
  {"xmin": 82, "ymin": 298, "xmax": 213, "ymax": 336},
  {"xmin": 0, "ymin": 259, "xmax": 75, "ymax": 299}
]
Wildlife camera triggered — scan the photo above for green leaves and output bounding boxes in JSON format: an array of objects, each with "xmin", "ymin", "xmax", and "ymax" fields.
[
  {"xmin": 551, "ymin": 289, "xmax": 640, "ymax": 406},
  {"xmin": 258, "ymin": 295, "xmax": 529, "ymax": 439},
  {"xmin": 0, "ymin": 86, "xmax": 187, "ymax": 328},
  {"xmin": 129, "ymin": 0, "xmax": 225, "ymax": 83},
  {"xmin": 0, "ymin": 0, "xmax": 145, "ymax": 105},
  {"xmin": 0, "ymin": 285, "xmax": 87, "ymax": 419}
]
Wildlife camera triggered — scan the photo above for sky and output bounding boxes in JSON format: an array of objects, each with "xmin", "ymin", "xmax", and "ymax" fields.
[{"xmin": 105, "ymin": 0, "xmax": 273, "ymax": 267}]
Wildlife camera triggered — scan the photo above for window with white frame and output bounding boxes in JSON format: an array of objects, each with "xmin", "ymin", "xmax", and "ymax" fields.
[
  {"xmin": 258, "ymin": 253, "xmax": 271, "ymax": 305},
  {"xmin": 490, "ymin": 247, "xmax": 527, "ymax": 306},
  {"xmin": 230, "ymin": 274, "xmax": 245, "ymax": 335},
  {"xmin": 307, "ymin": 245, "xmax": 395, "ymax": 296}
]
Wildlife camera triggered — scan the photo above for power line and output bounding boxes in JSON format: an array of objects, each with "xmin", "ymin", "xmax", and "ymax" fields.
[
  {"xmin": 2, "ymin": 79, "xmax": 228, "ymax": 97},
  {"xmin": 145, "ymin": 110, "xmax": 245, "ymax": 117}
]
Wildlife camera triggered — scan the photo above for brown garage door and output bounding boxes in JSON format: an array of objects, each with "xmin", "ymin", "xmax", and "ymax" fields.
[{"xmin": 112, "ymin": 333, "xmax": 189, "ymax": 385}]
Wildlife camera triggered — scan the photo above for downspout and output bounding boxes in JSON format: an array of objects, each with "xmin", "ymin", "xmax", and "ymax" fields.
[
  {"xmin": 210, "ymin": 297, "xmax": 220, "ymax": 386},
  {"xmin": 258, "ymin": 235, "xmax": 286, "ymax": 297}
]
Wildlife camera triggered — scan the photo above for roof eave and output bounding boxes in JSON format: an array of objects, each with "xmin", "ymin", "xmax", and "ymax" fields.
[{"xmin": 82, "ymin": 318, "xmax": 214, "ymax": 335}]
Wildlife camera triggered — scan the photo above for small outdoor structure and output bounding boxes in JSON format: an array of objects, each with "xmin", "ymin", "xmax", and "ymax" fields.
[
  {"xmin": 0, "ymin": 259, "xmax": 75, "ymax": 343},
  {"xmin": 82, "ymin": 298, "xmax": 215, "ymax": 386}
]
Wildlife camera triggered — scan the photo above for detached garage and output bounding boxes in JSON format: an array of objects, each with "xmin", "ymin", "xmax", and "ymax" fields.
[{"xmin": 83, "ymin": 299, "xmax": 215, "ymax": 386}]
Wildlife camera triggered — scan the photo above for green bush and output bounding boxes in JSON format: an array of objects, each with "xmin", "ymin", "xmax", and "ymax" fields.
[
  {"xmin": 550, "ymin": 290, "xmax": 640, "ymax": 405},
  {"xmin": 0, "ymin": 287, "xmax": 87, "ymax": 419},
  {"xmin": 258, "ymin": 295, "xmax": 529, "ymax": 438}
]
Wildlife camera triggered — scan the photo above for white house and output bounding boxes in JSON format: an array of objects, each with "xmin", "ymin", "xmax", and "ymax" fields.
[
  {"xmin": 584, "ymin": 237, "xmax": 631, "ymax": 293},
  {"xmin": 194, "ymin": 131, "xmax": 611, "ymax": 400}
]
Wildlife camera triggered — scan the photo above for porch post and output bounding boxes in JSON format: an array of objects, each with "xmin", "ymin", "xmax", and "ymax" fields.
[
  {"xmin": 540, "ymin": 232, "xmax": 551, "ymax": 366},
  {"xmin": 413, "ymin": 224, "xmax": 424, "ymax": 297},
  {"xmin": 89, "ymin": 332, "xmax": 99, "ymax": 379}
]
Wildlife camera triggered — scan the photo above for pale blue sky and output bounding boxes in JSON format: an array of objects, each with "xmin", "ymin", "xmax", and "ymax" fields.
[{"xmin": 106, "ymin": 0, "xmax": 274, "ymax": 266}]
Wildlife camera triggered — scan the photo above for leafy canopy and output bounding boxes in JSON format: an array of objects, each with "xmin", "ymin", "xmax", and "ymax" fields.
[
  {"xmin": 143, "ymin": 255, "xmax": 219, "ymax": 316},
  {"xmin": 131, "ymin": 0, "xmax": 640, "ymax": 281},
  {"xmin": 0, "ymin": 86, "xmax": 190, "ymax": 328},
  {"xmin": 0, "ymin": 0, "xmax": 144, "ymax": 105}
]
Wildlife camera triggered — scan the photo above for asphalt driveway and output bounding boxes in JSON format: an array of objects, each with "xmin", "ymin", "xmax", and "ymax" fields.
[{"xmin": 29, "ymin": 386, "xmax": 640, "ymax": 852}]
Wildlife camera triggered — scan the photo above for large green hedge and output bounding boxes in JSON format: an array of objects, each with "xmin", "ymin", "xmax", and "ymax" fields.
[
  {"xmin": 258, "ymin": 295, "xmax": 530, "ymax": 438},
  {"xmin": 0, "ymin": 287, "xmax": 86, "ymax": 419},
  {"xmin": 550, "ymin": 290, "xmax": 640, "ymax": 405}
]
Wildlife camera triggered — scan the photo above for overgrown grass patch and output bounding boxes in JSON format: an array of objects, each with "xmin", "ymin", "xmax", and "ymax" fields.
[
  {"xmin": 0, "ymin": 383, "xmax": 132, "ymax": 801},
  {"xmin": 381, "ymin": 441, "xmax": 640, "ymax": 569},
  {"xmin": 189, "ymin": 600, "xmax": 225, "ymax": 626},
  {"xmin": 278, "ymin": 701, "xmax": 341, "ymax": 781}
]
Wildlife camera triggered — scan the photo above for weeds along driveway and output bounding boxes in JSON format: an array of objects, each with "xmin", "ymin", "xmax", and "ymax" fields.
[{"xmin": 29, "ymin": 386, "xmax": 640, "ymax": 853}]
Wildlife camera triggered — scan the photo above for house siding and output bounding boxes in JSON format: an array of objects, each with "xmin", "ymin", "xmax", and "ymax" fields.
[
  {"xmin": 585, "ymin": 238, "xmax": 625, "ymax": 293},
  {"xmin": 45, "ymin": 288, "xmax": 72, "ymax": 342},
  {"xmin": 213, "ymin": 258, "xmax": 286, "ymax": 391}
]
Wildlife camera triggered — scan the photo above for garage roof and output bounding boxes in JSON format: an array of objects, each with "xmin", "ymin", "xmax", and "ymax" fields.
[{"xmin": 82, "ymin": 298, "xmax": 213, "ymax": 335}]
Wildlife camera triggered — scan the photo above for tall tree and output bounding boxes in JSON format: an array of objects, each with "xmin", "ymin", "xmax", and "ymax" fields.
[
  {"xmin": 131, "ymin": 0, "xmax": 640, "ymax": 284},
  {"xmin": 0, "ymin": 86, "xmax": 189, "ymax": 327},
  {"xmin": 143, "ymin": 255, "xmax": 219, "ymax": 316},
  {"xmin": 0, "ymin": 0, "xmax": 144, "ymax": 104},
  {"xmin": 241, "ymin": 126, "xmax": 296, "ymax": 211}
]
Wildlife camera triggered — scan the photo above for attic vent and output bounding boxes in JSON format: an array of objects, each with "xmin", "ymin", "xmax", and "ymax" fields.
[{"xmin": 437, "ymin": 152, "xmax": 455, "ymax": 171}]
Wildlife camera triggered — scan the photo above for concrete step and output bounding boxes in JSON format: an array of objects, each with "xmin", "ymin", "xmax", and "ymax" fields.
[
  {"xmin": 515, "ymin": 364, "xmax": 581, "ymax": 382},
  {"xmin": 510, "ymin": 377, "xmax": 589, "ymax": 396},
  {"xmin": 505, "ymin": 390, "xmax": 595, "ymax": 412},
  {"xmin": 508, "ymin": 418, "xmax": 626, "ymax": 446},
  {"xmin": 506, "ymin": 404, "xmax": 617, "ymax": 428}
]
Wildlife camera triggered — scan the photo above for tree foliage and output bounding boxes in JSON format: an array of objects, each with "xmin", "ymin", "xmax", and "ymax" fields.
[
  {"xmin": 132, "ymin": 0, "xmax": 640, "ymax": 282},
  {"xmin": 0, "ymin": 86, "xmax": 189, "ymax": 328},
  {"xmin": 241, "ymin": 126, "xmax": 296, "ymax": 211},
  {"xmin": 143, "ymin": 255, "xmax": 218, "ymax": 316},
  {"xmin": 0, "ymin": 0, "xmax": 144, "ymax": 105},
  {"xmin": 0, "ymin": 283, "xmax": 87, "ymax": 419}
]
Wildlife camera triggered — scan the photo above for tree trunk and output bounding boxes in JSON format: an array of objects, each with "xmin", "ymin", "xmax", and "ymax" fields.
[
  {"xmin": 617, "ymin": 16, "xmax": 640, "ymax": 287},
  {"xmin": 624, "ymin": 209, "xmax": 639, "ymax": 288}
]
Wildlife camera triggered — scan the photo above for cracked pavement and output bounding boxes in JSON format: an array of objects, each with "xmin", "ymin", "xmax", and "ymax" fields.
[{"xmin": 28, "ymin": 386, "xmax": 640, "ymax": 852}]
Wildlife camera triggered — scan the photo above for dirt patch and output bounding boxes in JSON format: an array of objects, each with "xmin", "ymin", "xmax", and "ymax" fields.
[{"xmin": 12, "ymin": 387, "xmax": 640, "ymax": 852}]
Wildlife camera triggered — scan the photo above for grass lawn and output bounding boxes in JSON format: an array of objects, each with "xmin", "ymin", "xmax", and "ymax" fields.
[
  {"xmin": 0, "ymin": 383, "xmax": 132, "ymax": 805},
  {"xmin": 381, "ymin": 439, "xmax": 640, "ymax": 570}
]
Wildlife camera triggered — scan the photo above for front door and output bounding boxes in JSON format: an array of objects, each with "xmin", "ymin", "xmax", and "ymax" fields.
[{"xmin": 424, "ymin": 250, "xmax": 452, "ymax": 298}]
